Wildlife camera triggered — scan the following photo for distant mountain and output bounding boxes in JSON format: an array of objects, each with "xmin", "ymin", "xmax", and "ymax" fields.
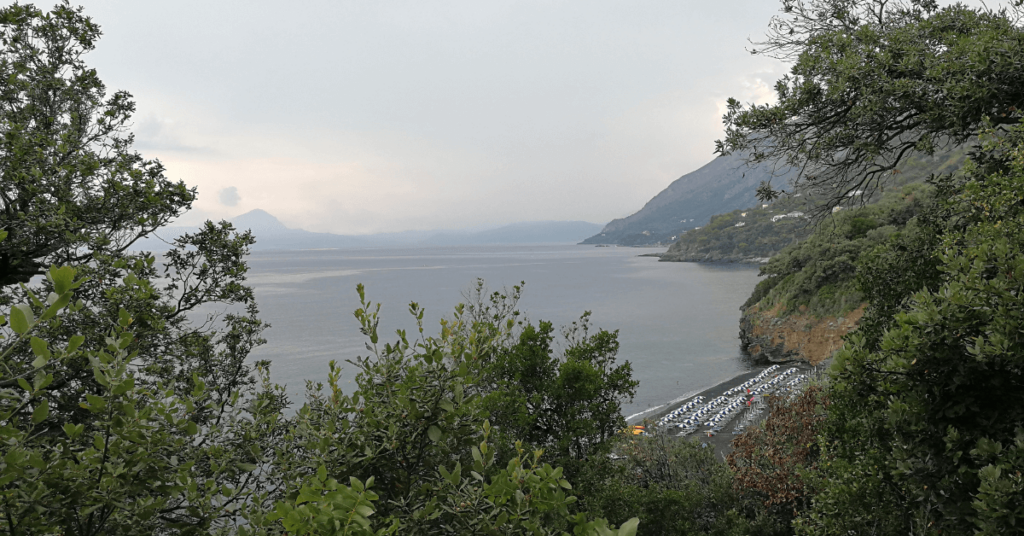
[
  {"xmin": 130, "ymin": 210, "xmax": 603, "ymax": 251},
  {"xmin": 230, "ymin": 209, "xmax": 369, "ymax": 250},
  {"xmin": 581, "ymin": 153, "xmax": 795, "ymax": 246},
  {"xmin": 423, "ymin": 221, "xmax": 604, "ymax": 246},
  {"xmin": 232, "ymin": 208, "xmax": 290, "ymax": 236}
]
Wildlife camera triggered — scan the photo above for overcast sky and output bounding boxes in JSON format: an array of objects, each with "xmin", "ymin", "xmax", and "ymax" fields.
[{"xmin": 78, "ymin": 0, "xmax": 790, "ymax": 234}]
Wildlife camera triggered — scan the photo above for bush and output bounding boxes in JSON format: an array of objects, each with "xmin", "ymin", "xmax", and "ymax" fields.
[{"xmin": 585, "ymin": 434, "xmax": 751, "ymax": 535}]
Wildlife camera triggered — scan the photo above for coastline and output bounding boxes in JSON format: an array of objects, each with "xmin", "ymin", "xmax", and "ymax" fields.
[{"xmin": 629, "ymin": 360, "xmax": 825, "ymax": 459}]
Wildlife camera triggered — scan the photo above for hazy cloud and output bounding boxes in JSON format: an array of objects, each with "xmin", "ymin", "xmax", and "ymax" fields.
[
  {"xmin": 219, "ymin": 186, "xmax": 241, "ymax": 207},
  {"xmin": 79, "ymin": 0, "xmax": 869, "ymax": 233},
  {"xmin": 132, "ymin": 114, "xmax": 211, "ymax": 154}
]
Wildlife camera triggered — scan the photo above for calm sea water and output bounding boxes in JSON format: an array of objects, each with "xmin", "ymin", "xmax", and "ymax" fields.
[{"xmin": 244, "ymin": 245, "xmax": 762, "ymax": 419}]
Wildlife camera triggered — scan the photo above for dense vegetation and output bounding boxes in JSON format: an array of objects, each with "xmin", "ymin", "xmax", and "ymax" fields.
[
  {"xmin": 4, "ymin": 0, "xmax": 1024, "ymax": 534},
  {"xmin": 718, "ymin": 0, "xmax": 1024, "ymax": 213},
  {"xmin": 661, "ymin": 148, "xmax": 963, "ymax": 264},
  {"xmin": 0, "ymin": 4, "xmax": 650, "ymax": 534},
  {"xmin": 659, "ymin": 195, "xmax": 814, "ymax": 263},
  {"xmin": 740, "ymin": 182, "xmax": 936, "ymax": 319},
  {"xmin": 722, "ymin": 0, "xmax": 1024, "ymax": 533}
]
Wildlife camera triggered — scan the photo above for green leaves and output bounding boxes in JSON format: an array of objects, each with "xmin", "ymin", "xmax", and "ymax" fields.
[
  {"xmin": 801, "ymin": 123, "xmax": 1024, "ymax": 534},
  {"xmin": 439, "ymin": 462, "xmax": 462, "ymax": 486},
  {"xmin": 112, "ymin": 376, "xmax": 134, "ymax": 396},
  {"xmin": 719, "ymin": 0, "xmax": 1024, "ymax": 215},
  {"xmin": 39, "ymin": 290, "xmax": 71, "ymax": 321},
  {"xmin": 0, "ymin": 4, "xmax": 278, "ymax": 534},
  {"xmin": 9, "ymin": 304, "xmax": 31, "ymax": 334},
  {"xmin": 268, "ymin": 469, "xmax": 393, "ymax": 536},
  {"xmin": 117, "ymin": 308, "xmax": 132, "ymax": 328},
  {"xmin": 31, "ymin": 399, "xmax": 48, "ymax": 424},
  {"xmin": 63, "ymin": 422, "xmax": 84, "ymax": 439},
  {"xmin": 66, "ymin": 335, "xmax": 84, "ymax": 354},
  {"xmin": 48, "ymin": 265, "xmax": 76, "ymax": 295},
  {"xmin": 82, "ymin": 394, "xmax": 106, "ymax": 412},
  {"xmin": 30, "ymin": 337, "xmax": 50, "ymax": 368}
]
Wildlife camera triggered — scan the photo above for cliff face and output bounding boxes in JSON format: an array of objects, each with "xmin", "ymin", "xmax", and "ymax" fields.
[{"xmin": 739, "ymin": 303, "xmax": 865, "ymax": 364}]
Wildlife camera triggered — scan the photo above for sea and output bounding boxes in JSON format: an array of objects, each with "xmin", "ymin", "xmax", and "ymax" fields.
[{"xmin": 242, "ymin": 244, "xmax": 763, "ymax": 420}]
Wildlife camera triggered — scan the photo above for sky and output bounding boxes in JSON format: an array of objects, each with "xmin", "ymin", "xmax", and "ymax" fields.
[{"xmin": 77, "ymin": 0, "xmax": 789, "ymax": 234}]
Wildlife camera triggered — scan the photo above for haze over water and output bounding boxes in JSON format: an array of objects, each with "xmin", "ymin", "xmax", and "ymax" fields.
[{"xmin": 245, "ymin": 245, "xmax": 761, "ymax": 418}]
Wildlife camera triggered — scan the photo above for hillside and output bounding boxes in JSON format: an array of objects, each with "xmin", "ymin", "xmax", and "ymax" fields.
[
  {"xmin": 736, "ymin": 182, "xmax": 938, "ymax": 364},
  {"xmin": 659, "ymin": 148, "xmax": 967, "ymax": 263},
  {"xmin": 658, "ymin": 195, "xmax": 815, "ymax": 263},
  {"xmin": 581, "ymin": 153, "xmax": 795, "ymax": 246},
  {"xmin": 131, "ymin": 210, "xmax": 603, "ymax": 251}
]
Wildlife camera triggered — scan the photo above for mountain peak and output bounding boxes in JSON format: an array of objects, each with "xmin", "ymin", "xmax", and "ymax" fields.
[{"xmin": 232, "ymin": 208, "xmax": 290, "ymax": 235}]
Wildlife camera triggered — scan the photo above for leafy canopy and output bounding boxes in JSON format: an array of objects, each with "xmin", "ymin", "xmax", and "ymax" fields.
[
  {"xmin": 717, "ymin": 0, "xmax": 1024, "ymax": 212},
  {"xmin": 0, "ymin": 1, "xmax": 193, "ymax": 287},
  {"xmin": 799, "ymin": 124, "xmax": 1024, "ymax": 534}
]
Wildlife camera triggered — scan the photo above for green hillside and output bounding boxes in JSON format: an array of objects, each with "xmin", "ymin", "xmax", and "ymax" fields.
[
  {"xmin": 659, "ymin": 148, "xmax": 966, "ymax": 263},
  {"xmin": 742, "ymin": 183, "xmax": 936, "ymax": 319},
  {"xmin": 582, "ymin": 152, "xmax": 796, "ymax": 246}
]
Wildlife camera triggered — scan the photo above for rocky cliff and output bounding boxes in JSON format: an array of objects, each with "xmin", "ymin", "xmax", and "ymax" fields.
[{"xmin": 738, "ymin": 303, "xmax": 865, "ymax": 364}]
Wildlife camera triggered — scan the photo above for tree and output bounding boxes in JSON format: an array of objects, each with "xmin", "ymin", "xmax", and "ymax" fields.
[
  {"xmin": 798, "ymin": 125, "xmax": 1024, "ymax": 534},
  {"xmin": 0, "ymin": 2, "xmax": 193, "ymax": 288},
  {"xmin": 254, "ymin": 284, "xmax": 640, "ymax": 535},
  {"xmin": 717, "ymin": 0, "xmax": 1024, "ymax": 212},
  {"xmin": 0, "ymin": 4, "xmax": 279, "ymax": 533},
  {"xmin": 0, "ymin": 0, "xmax": 269, "ymax": 461},
  {"xmin": 479, "ymin": 313, "xmax": 638, "ymax": 477},
  {"xmin": 2, "ymin": 263, "xmax": 640, "ymax": 535},
  {"xmin": 583, "ymin": 434, "xmax": 755, "ymax": 536},
  {"xmin": 0, "ymin": 4, "xmax": 643, "ymax": 534},
  {"xmin": 0, "ymin": 250, "xmax": 283, "ymax": 535},
  {"xmin": 728, "ymin": 386, "xmax": 829, "ymax": 528}
]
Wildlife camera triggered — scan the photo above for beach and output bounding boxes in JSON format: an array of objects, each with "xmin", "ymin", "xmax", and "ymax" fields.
[{"xmin": 630, "ymin": 360, "xmax": 827, "ymax": 459}]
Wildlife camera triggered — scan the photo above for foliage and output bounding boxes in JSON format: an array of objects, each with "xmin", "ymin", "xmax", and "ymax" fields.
[
  {"xmin": 716, "ymin": 0, "xmax": 1024, "ymax": 212},
  {"xmin": 0, "ymin": 5, "xmax": 279, "ymax": 532},
  {"xmin": 264, "ymin": 285, "xmax": 491, "ymax": 529},
  {"xmin": 7, "ymin": 221, "xmax": 267, "ymax": 426},
  {"xmin": 479, "ymin": 312, "xmax": 638, "ymax": 478},
  {"xmin": 584, "ymin": 434, "xmax": 753, "ymax": 536},
  {"xmin": 727, "ymin": 386, "xmax": 829, "ymax": 526},
  {"xmin": 743, "ymin": 183, "xmax": 936, "ymax": 318},
  {"xmin": 2, "ymin": 264, "xmax": 641, "ymax": 535},
  {"xmin": 0, "ymin": 2, "xmax": 194, "ymax": 287},
  {"xmin": 249, "ymin": 284, "xmax": 640, "ymax": 535},
  {"xmin": 0, "ymin": 258, "xmax": 282, "ymax": 535},
  {"xmin": 1, "ymin": 4, "xmax": 642, "ymax": 534},
  {"xmin": 798, "ymin": 126, "xmax": 1024, "ymax": 534},
  {"xmin": 724, "ymin": 2, "xmax": 1024, "ymax": 532},
  {"xmin": 661, "ymin": 195, "xmax": 814, "ymax": 263},
  {"xmin": 662, "ymin": 148, "xmax": 961, "ymax": 263},
  {"xmin": 266, "ymin": 471, "xmax": 397, "ymax": 536}
]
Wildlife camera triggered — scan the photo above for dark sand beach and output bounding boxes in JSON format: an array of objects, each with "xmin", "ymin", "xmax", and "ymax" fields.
[{"xmin": 630, "ymin": 361, "xmax": 826, "ymax": 459}]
